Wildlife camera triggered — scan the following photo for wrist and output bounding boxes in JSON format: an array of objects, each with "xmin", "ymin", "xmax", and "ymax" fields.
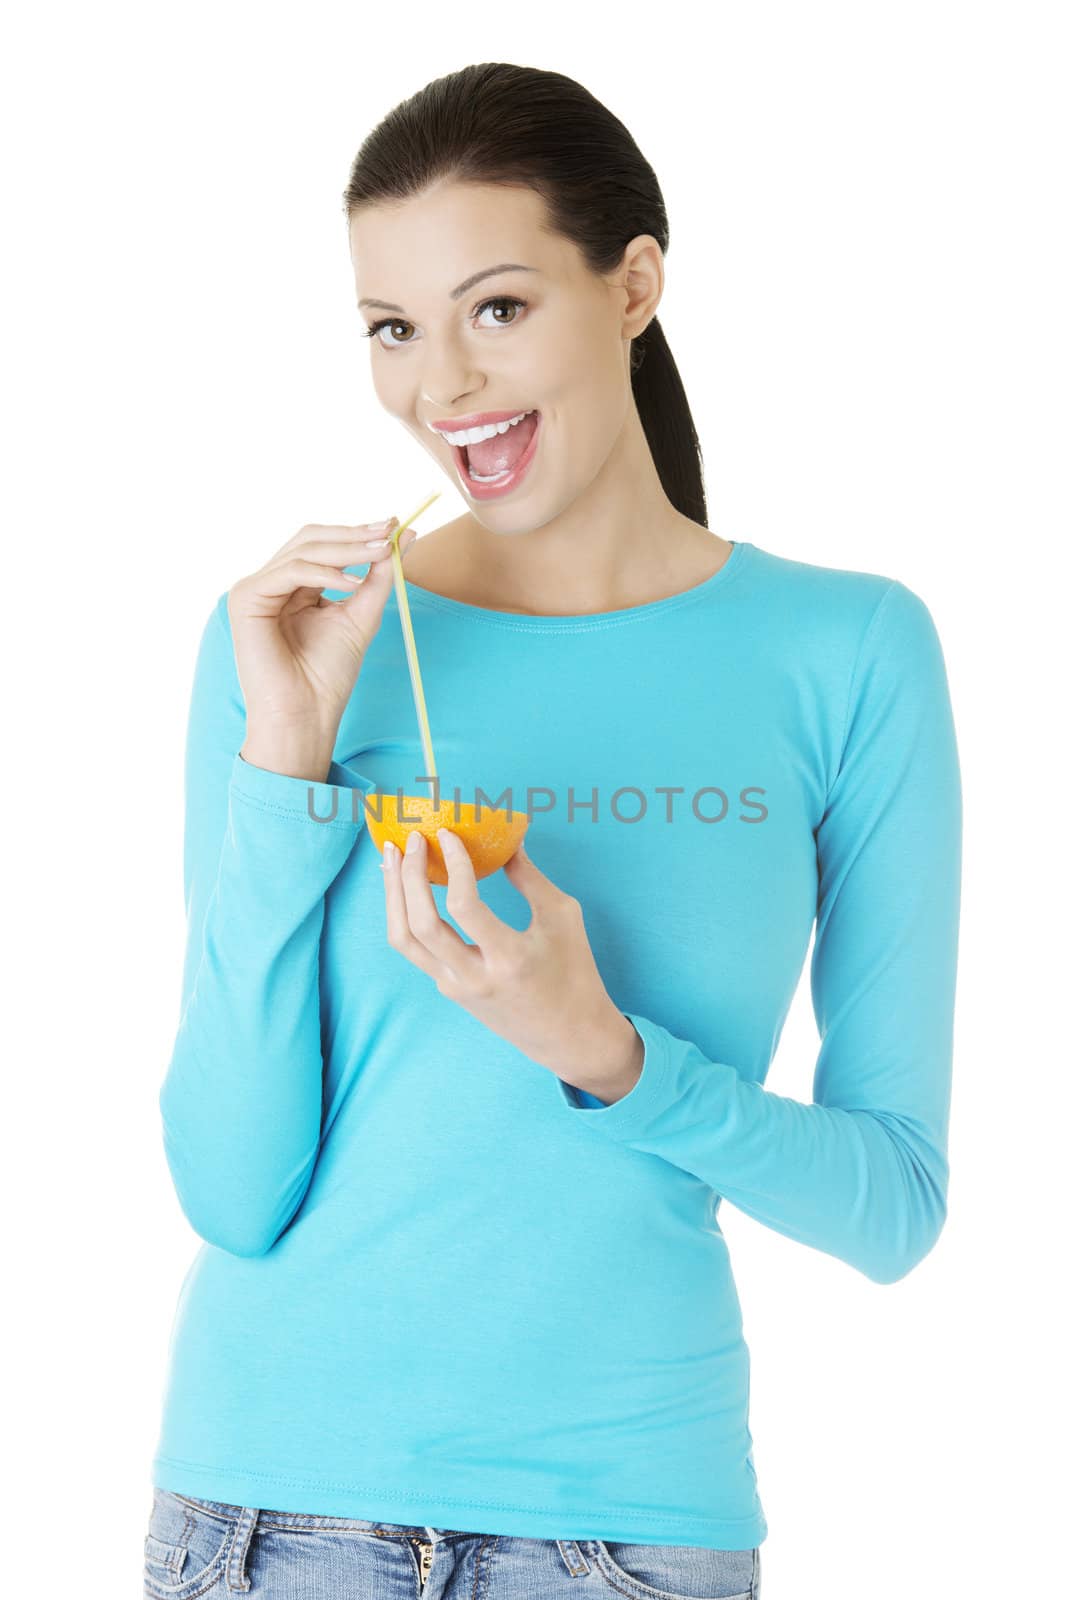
[
  {"xmin": 240, "ymin": 727, "xmax": 338, "ymax": 785},
  {"xmin": 568, "ymin": 1011, "xmax": 645, "ymax": 1106}
]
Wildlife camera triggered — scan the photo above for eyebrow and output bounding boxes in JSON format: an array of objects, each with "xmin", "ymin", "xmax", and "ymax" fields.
[{"xmin": 357, "ymin": 263, "xmax": 540, "ymax": 314}]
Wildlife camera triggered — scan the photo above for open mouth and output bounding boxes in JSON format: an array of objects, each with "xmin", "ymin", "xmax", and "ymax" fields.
[
  {"xmin": 446, "ymin": 411, "xmax": 542, "ymax": 500},
  {"xmin": 463, "ymin": 447, "xmax": 511, "ymax": 483}
]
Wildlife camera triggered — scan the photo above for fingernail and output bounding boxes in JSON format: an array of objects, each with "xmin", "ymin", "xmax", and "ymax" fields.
[{"xmin": 368, "ymin": 519, "xmax": 392, "ymax": 532}]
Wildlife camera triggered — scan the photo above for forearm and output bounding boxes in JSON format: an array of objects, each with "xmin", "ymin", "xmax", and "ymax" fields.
[
  {"xmin": 559, "ymin": 1013, "xmax": 950, "ymax": 1285},
  {"xmin": 161, "ymin": 753, "xmax": 371, "ymax": 1257}
]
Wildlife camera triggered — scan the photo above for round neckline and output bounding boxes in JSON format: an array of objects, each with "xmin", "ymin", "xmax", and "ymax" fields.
[{"xmin": 398, "ymin": 539, "xmax": 751, "ymax": 631}]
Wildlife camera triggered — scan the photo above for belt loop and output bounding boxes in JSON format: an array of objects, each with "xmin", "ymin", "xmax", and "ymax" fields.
[
  {"xmin": 557, "ymin": 1538, "xmax": 592, "ymax": 1575},
  {"xmin": 226, "ymin": 1506, "xmax": 260, "ymax": 1593}
]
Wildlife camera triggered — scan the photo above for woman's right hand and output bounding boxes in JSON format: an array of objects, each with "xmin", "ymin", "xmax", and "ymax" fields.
[{"xmin": 228, "ymin": 518, "xmax": 419, "ymax": 759}]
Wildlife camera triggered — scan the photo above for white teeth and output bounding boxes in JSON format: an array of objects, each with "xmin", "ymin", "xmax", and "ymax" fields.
[{"xmin": 433, "ymin": 409, "xmax": 534, "ymax": 446}]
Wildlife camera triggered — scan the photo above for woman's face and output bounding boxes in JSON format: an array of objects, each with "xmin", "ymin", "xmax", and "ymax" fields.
[{"xmin": 348, "ymin": 180, "xmax": 658, "ymax": 535}]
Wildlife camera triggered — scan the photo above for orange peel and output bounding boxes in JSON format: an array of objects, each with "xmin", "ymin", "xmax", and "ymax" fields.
[{"xmin": 364, "ymin": 792, "xmax": 529, "ymax": 884}]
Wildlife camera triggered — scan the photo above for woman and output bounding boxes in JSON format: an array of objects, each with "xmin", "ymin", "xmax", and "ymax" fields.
[{"xmin": 144, "ymin": 62, "xmax": 962, "ymax": 1600}]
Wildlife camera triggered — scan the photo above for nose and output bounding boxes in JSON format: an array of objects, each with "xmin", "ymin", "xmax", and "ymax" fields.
[{"xmin": 421, "ymin": 363, "xmax": 483, "ymax": 411}]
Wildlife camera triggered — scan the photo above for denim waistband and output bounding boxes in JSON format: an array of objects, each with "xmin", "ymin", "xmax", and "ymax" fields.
[{"xmin": 167, "ymin": 1492, "xmax": 473, "ymax": 1539}]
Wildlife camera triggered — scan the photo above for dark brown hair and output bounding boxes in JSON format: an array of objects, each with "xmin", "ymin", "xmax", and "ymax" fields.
[{"xmin": 342, "ymin": 62, "xmax": 707, "ymax": 526}]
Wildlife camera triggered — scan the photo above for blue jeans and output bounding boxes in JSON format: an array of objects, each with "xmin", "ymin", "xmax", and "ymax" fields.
[{"xmin": 144, "ymin": 1487, "xmax": 762, "ymax": 1599}]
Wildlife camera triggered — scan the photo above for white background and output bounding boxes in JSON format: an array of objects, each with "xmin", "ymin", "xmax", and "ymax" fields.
[{"xmin": 3, "ymin": 4, "xmax": 1064, "ymax": 1596}]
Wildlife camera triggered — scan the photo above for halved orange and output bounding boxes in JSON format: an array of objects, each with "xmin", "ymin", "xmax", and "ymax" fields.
[{"xmin": 363, "ymin": 792, "xmax": 530, "ymax": 884}]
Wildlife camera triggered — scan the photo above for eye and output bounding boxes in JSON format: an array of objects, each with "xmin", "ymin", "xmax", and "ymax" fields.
[
  {"xmin": 360, "ymin": 295, "xmax": 528, "ymax": 350},
  {"xmin": 361, "ymin": 316, "xmax": 415, "ymax": 349},
  {"xmin": 473, "ymin": 294, "xmax": 526, "ymax": 329}
]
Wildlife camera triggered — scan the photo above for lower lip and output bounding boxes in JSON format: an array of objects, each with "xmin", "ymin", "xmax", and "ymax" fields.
[{"xmin": 447, "ymin": 412, "xmax": 542, "ymax": 501}]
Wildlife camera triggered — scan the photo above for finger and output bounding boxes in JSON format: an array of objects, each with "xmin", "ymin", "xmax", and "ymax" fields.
[
  {"xmin": 381, "ymin": 838, "xmax": 450, "ymax": 983},
  {"xmin": 281, "ymin": 536, "xmax": 404, "ymax": 568},
  {"xmin": 274, "ymin": 519, "xmax": 399, "ymax": 559},
  {"xmin": 260, "ymin": 532, "xmax": 415, "ymax": 595},
  {"xmin": 249, "ymin": 529, "xmax": 419, "ymax": 616},
  {"xmin": 230, "ymin": 560, "xmax": 359, "ymax": 621},
  {"xmin": 249, "ymin": 555, "xmax": 368, "ymax": 599},
  {"xmin": 437, "ymin": 828, "xmax": 524, "ymax": 955},
  {"xmin": 501, "ymin": 839, "xmax": 572, "ymax": 919},
  {"xmin": 364, "ymin": 525, "xmax": 418, "ymax": 574},
  {"xmin": 398, "ymin": 833, "xmax": 483, "ymax": 977},
  {"xmin": 335, "ymin": 528, "xmax": 418, "ymax": 620}
]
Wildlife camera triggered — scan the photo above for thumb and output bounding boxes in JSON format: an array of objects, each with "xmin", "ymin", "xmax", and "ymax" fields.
[
  {"xmin": 338, "ymin": 525, "xmax": 416, "ymax": 612},
  {"xmin": 369, "ymin": 521, "xmax": 418, "ymax": 577},
  {"xmin": 503, "ymin": 837, "xmax": 566, "ymax": 904}
]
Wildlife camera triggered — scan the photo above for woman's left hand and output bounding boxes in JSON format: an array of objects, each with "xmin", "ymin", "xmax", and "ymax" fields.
[{"xmin": 380, "ymin": 827, "xmax": 642, "ymax": 1095}]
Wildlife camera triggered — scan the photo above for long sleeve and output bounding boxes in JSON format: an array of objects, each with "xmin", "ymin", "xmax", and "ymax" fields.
[
  {"xmin": 557, "ymin": 580, "xmax": 963, "ymax": 1286},
  {"xmin": 158, "ymin": 592, "xmax": 377, "ymax": 1258}
]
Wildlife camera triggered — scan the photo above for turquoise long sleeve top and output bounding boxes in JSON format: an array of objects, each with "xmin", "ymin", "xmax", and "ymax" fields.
[{"xmin": 152, "ymin": 539, "xmax": 962, "ymax": 1548}]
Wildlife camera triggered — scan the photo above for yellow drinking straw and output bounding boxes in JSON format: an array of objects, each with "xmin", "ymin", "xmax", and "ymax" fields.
[{"xmin": 388, "ymin": 490, "xmax": 442, "ymax": 791}]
